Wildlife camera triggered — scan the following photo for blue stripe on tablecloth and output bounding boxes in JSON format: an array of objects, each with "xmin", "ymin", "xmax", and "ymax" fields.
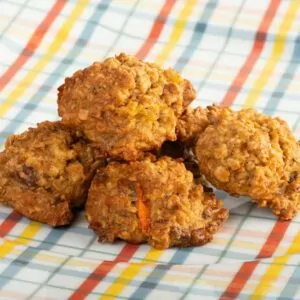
[
  {"xmin": 0, "ymin": 0, "xmax": 110, "ymax": 290},
  {"xmin": 102, "ymin": 0, "xmax": 141, "ymax": 56},
  {"xmin": 0, "ymin": 231, "xmax": 63, "ymax": 289},
  {"xmin": 130, "ymin": 264, "xmax": 172, "ymax": 299},
  {"xmin": 196, "ymin": 0, "xmax": 247, "ymax": 92},
  {"xmin": 279, "ymin": 266, "xmax": 300, "ymax": 298},
  {"xmin": 0, "ymin": 248, "xmax": 58, "ymax": 288},
  {"xmin": 179, "ymin": 266, "xmax": 209, "ymax": 300},
  {"xmin": 263, "ymin": 35, "xmax": 300, "ymax": 113},
  {"xmin": 174, "ymin": 0, "xmax": 219, "ymax": 72}
]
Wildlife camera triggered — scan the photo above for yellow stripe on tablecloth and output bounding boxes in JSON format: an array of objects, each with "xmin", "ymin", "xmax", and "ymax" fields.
[
  {"xmin": 0, "ymin": 0, "xmax": 89, "ymax": 117},
  {"xmin": 250, "ymin": 232, "xmax": 300, "ymax": 300},
  {"xmin": 244, "ymin": 0, "xmax": 300, "ymax": 108},
  {"xmin": 0, "ymin": 221, "xmax": 42, "ymax": 259},
  {"xmin": 100, "ymin": 249, "xmax": 163, "ymax": 300},
  {"xmin": 155, "ymin": 0, "xmax": 198, "ymax": 65}
]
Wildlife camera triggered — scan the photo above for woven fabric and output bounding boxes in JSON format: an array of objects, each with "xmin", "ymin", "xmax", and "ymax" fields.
[{"xmin": 0, "ymin": 0, "xmax": 300, "ymax": 299}]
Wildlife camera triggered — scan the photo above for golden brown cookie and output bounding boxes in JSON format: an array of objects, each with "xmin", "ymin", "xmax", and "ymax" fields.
[
  {"xmin": 0, "ymin": 121, "xmax": 105, "ymax": 226},
  {"xmin": 85, "ymin": 156, "xmax": 228, "ymax": 249},
  {"xmin": 176, "ymin": 106, "xmax": 209, "ymax": 145},
  {"xmin": 187, "ymin": 106, "xmax": 300, "ymax": 220},
  {"xmin": 58, "ymin": 53, "xmax": 196, "ymax": 161}
]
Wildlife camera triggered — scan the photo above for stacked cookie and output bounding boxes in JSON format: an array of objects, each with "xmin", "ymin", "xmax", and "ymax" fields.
[{"xmin": 0, "ymin": 53, "xmax": 299, "ymax": 249}]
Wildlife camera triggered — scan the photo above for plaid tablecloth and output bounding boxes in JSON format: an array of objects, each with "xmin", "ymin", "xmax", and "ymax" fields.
[{"xmin": 0, "ymin": 0, "xmax": 300, "ymax": 299}]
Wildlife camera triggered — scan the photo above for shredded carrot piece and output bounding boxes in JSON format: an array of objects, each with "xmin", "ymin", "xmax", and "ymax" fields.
[{"xmin": 136, "ymin": 184, "xmax": 150, "ymax": 233}]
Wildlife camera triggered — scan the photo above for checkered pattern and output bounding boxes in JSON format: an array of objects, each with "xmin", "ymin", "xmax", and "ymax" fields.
[{"xmin": 0, "ymin": 0, "xmax": 300, "ymax": 298}]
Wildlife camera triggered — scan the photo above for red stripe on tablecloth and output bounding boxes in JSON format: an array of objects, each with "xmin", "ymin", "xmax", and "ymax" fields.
[
  {"xmin": 0, "ymin": 0, "xmax": 66, "ymax": 91},
  {"xmin": 0, "ymin": 211, "xmax": 22, "ymax": 238},
  {"xmin": 136, "ymin": 0, "xmax": 176, "ymax": 60},
  {"xmin": 221, "ymin": 0, "xmax": 281, "ymax": 106},
  {"xmin": 68, "ymin": 244, "xmax": 138, "ymax": 300},
  {"xmin": 220, "ymin": 221, "xmax": 290, "ymax": 299}
]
